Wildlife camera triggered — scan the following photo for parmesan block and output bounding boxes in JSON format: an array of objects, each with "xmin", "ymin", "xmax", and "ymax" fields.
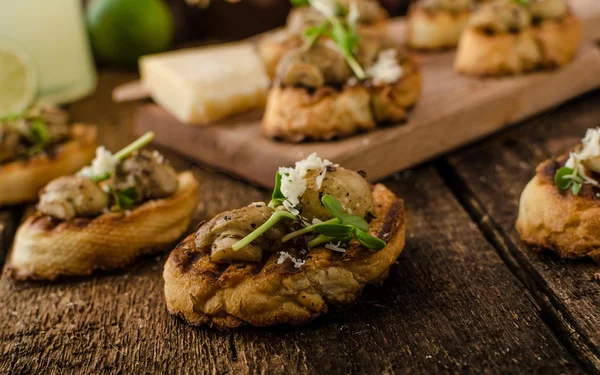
[{"xmin": 140, "ymin": 42, "xmax": 269, "ymax": 125}]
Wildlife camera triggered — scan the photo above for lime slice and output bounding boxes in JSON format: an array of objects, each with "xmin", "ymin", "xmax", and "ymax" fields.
[{"xmin": 0, "ymin": 39, "xmax": 37, "ymax": 117}]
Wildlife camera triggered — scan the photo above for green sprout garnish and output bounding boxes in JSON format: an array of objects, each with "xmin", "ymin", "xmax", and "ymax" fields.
[
  {"xmin": 554, "ymin": 166, "xmax": 584, "ymax": 196},
  {"xmin": 233, "ymin": 180, "xmax": 386, "ymax": 252},
  {"xmin": 511, "ymin": 0, "xmax": 529, "ymax": 5},
  {"xmin": 231, "ymin": 210, "xmax": 297, "ymax": 251},
  {"xmin": 114, "ymin": 131, "xmax": 155, "ymax": 161},
  {"xmin": 27, "ymin": 118, "xmax": 51, "ymax": 156},
  {"xmin": 296, "ymin": 0, "xmax": 366, "ymax": 80},
  {"xmin": 283, "ymin": 195, "xmax": 385, "ymax": 250}
]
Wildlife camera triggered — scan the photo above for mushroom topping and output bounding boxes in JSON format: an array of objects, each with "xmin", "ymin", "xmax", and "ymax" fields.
[
  {"xmin": 469, "ymin": 1, "xmax": 531, "ymax": 33},
  {"xmin": 528, "ymin": 0, "xmax": 568, "ymax": 22},
  {"xmin": 277, "ymin": 42, "xmax": 351, "ymax": 88},
  {"xmin": 195, "ymin": 203, "xmax": 288, "ymax": 263},
  {"xmin": 113, "ymin": 150, "xmax": 178, "ymax": 200},
  {"xmin": 37, "ymin": 176, "xmax": 109, "ymax": 220},
  {"xmin": 421, "ymin": 0, "xmax": 474, "ymax": 13},
  {"xmin": 298, "ymin": 167, "xmax": 374, "ymax": 221},
  {"xmin": 0, "ymin": 126, "xmax": 22, "ymax": 163}
]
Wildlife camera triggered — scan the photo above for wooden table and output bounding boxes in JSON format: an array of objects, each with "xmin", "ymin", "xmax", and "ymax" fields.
[{"xmin": 1, "ymin": 71, "xmax": 599, "ymax": 374}]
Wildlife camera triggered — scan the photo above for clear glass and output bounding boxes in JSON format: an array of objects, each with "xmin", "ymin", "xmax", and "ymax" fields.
[{"xmin": 0, "ymin": 0, "xmax": 97, "ymax": 104}]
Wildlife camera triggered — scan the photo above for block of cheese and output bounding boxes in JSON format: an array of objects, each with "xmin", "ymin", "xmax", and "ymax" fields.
[{"xmin": 140, "ymin": 42, "xmax": 269, "ymax": 125}]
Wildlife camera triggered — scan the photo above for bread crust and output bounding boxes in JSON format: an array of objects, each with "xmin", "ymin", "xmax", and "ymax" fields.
[
  {"xmin": 455, "ymin": 13, "xmax": 581, "ymax": 76},
  {"xmin": 0, "ymin": 124, "xmax": 97, "ymax": 206},
  {"xmin": 407, "ymin": 4, "xmax": 471, "ymax": 50},
  {"xmin": 516, "ymin": 157, "xmax": 600, "ymax": 262},
  {"xmin": 262, "ymin": 60, "xmax": 422, "ymax": 142},
  {"xmin": 163, "ymin": 183, "xmax": 406, "ymax": 329},
  {"xmin": 6, "ymin": 172, "xmax": 200, "ymax": 280}
]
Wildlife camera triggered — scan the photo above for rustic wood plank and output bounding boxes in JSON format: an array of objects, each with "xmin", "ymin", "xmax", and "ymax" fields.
[
  {"xmin": 0, "ymin": 71, "xmax": 585, "ymax": 374},
  {"xmin": 136, "ymin": 42, "xmax": 600, "ymax": 188},
  {"xmin": 230, "ymin": 167, "xmax": 583, "ymax": 374},
  {"xmin": 444, "ymin": 89, "xmax": 600, "ymax": 371}
]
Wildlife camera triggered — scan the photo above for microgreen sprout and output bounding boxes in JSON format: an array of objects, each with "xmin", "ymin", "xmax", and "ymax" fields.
[
  {"xmin": 295, "ymin": 0, "xmax": 366, "ymax": 79},
  {"xmin": 554, "ymin": 166, "xmax": 584, "ymax": 196},
  {"xmin": 114, "ymin": 131, "xmax": 155, "ymax": 161},
  {"xmin": 232, "ymin": 210, "xmax": 297, "ymax": 251}
]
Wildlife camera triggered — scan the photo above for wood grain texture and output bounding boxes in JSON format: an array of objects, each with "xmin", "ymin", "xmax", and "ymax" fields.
[
  {"xmin": 0, "ymin": 72, "xmax": 586, "ymax": 374},
  {"xmin": 135, "ymin": 24, "xmax": 600, "ymax": 188},
  {"xmin": 444, "ymin": 90, "xmax": 600, "ymax": 371}
]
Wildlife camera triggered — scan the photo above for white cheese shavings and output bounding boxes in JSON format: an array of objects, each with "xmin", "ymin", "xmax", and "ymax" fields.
[
  {"xmin": 325, "ymin": 241, "xmax": 346, "ymax": 253},
  {"xmin": 565, "ymin": 128, "xmax": 600, "ymax": 186},
  {"xmin": 367, "ymin": 49, "xmax": 403, "ymax": 85},
  {"xmin": 78, "ymin": 146, "xmax": 119, "ymax": 180},
  {"xmin": 277, "ymin": 251, "xmax": 305, "ymax": 268},
  {"xmin": 278, "ymin": 153, "xmax": 335, "ymax": 215}
]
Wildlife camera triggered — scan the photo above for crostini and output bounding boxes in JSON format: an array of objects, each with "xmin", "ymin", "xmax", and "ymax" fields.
[
  {"xmin": 6, "ymin": 132, "xmax": 200, "ymax": 280},
  {"xmin": 258, "ymin": 0, "xmax": 389, "ymax": 79},
  {"xmin": 164, "ymin": 154, "xmax": 406, "ymax": 329},
  {"xmin": 407, "ymin": 0, "xmax": 474, "ymax": 50},
  {"xmin": 516, "ymin": 128, "xmax": 600, "ymax": 261},
  {"xmin": 455, "ymin": 0, "xmax": 581, "ymax": 76},
  {"xmin": 0, "ymin": 105, "xmax": 97, "ymax": 205}
]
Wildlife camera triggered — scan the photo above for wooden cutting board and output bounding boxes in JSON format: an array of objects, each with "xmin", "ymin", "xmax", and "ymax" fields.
[{"xmin": 136, "ymin": 3, "xmax": 600, "ymax": 188}]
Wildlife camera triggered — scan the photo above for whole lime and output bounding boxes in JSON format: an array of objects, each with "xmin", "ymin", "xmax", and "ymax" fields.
[{"xmin": 86, "ymin": 0, "xmax": 174, "ymax": 67}]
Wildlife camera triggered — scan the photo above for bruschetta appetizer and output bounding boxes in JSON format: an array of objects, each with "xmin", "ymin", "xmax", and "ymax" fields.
[
  {"xmin": 517, "ymin": 128, "xmax": 600, "ymax": 261},
  {"xmin": 455, "ymin": 0, "xmax": 580, "ymax": 76},
  {"xmin": 407, "ymin": 0, "xmax": 474, "ymax": 50},
  {"xmin": 6, "ymin": 132, "xmax": 200, "ymax": 280},
  {"xmin": 0, "ymin": 105, "xmax": 96, "ymax": 205},
  {"xmin": 164, "ymin": 154, "xmax": 406, "ymax": 329},
  {"xmin": 258, "ymin": 0, "xmax": 389, "ymax": 79}
]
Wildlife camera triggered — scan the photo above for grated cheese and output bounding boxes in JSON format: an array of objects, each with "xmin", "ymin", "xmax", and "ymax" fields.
[
  {"xmin": 78, "ymin": 146, "xmax": 119, "ymax": 180},
  {"xmin": 565, "ymin": 128, "xmax": 600, "ymax": 186},
  {"xmin": 278, "ymin": 153, "xmax": 335, "ymax": 215},
  {"xmin": 367, "ymin": 49, "xmax": 403, "ymax": 85},
  {"xmin": 277, "ymin": 251, "xmax": 305, "ymax": 268}
]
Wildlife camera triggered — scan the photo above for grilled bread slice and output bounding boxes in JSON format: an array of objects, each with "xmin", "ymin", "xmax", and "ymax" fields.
[
  {"xmin": 455, "ymin": 13, "xmax": 581, "ymax": 76},
  {"xmin": 6, "ymin": 172, "xmax": 199, "ymax": 280},
  {"xmin": 0, "ymin": 124, "xmax": 96, "ymax": 206},
  {"xmin": 407, "ymin": 3, "xmax": 472, "ymax": 50},
  {"xmin": 516, "ymin": 155, "xmax": 600, "ymax": 261},
  {"xmin": 263, "ymin": 58, "xmax": 421, "ymax": 142},
  {"xmin": 163, "ymin": 183, "xmax": 406, "ymax": 329}
]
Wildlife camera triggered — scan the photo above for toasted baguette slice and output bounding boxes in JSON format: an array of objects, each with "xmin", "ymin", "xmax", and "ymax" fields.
[
  {"xmin": 6, "ymin": 172, "xmax": 200, "ymax": 280},
  {"xmin": 407, "ymin": 4, "xmax": 471, "ymax": 50},
  {"xmin": 163, "ymin": 184, "xmax": 406, "ymax": 329},
  {"xmin": 455, "ymin": 13, "xmax": 581, "ymax": 76},
  {"xmin": 263, "ymin": 60, "xmax": 421, "ymax": 142},
  {"xmin": 516, "ymin": 156, "xmax": 600, "ymax": 262},
  {"xmin": 0, "ymin": 124, "xmax": 96, "ymax": 206}
]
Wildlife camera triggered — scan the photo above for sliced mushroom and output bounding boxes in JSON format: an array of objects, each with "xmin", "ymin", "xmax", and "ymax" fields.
[
  {"xmin": 470, "ymin": 1, "xmax": 531, "ymax": 33},
  {"xmin": 529, "ymin": 0, "xmax": 568, "ymax": 22},
  {"xmin": 298, "ymin": 167, "xmax": 374, "ymax": 221},
  {"xmin": 277, "ymin": 43, "xmax": 351, "ymax": 88},
  {"xmin": 37, "ymin": 176, "xmax": 109, "ymax": 220},
  {"xmin": 114, "ymin": 150, "xmax": 178, "ymax": 200},
  {"xmin": 195, "ymin": 203, "xmax": 288, "ymax": 263}
]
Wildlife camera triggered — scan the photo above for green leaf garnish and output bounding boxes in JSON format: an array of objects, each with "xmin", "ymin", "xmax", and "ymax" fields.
[
  {"xmin": 512, "ymin": 0, "xmax": 529, "ymax": 5},
  {"xmin": 30, "ymin": 119, "xmax": 50, "ymax": 144},
  {"xmin": 554, "ymin": 167, "xmax": 574, "ymax": 190},
  {"xmin": 340, "ymin": 214, "xmax": 369, "ymax": 232},
  {"xmin": 554, "ymin": 166, "xmax": 585, "ymax": 196},
  {"xmin": 116, "ymin": 187, "xmax": 139, "ymax": 210},
  {"xmin": 321, "ymin": 194, "xmax": 345, "ymax": 219},
  {"xmin": 269, "ymin": 171, "xmax": 285, "ymax": 209},
  {"xmin": 232, "ymin": 210, "xmax": 297, "ymax": 251},
  {"xmin": 92, "ymin": 172, "xmax": 111, "ymax": 183},
  {"xmin": 352, "ymin": 228, "xmax": 386, "ymax": 250},
  {"xmin": 312, "ymin": 222, "xmax": 353, "ymax": 237}
]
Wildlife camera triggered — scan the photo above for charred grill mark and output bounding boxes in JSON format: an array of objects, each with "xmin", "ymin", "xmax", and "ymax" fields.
[
  {"xmin": 378, "ymin": 199, "xmax": 402, "ymax": 242},
  {"xmin": 173, "ymin": 248, "xmax": 204, "ymax": 273}
]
